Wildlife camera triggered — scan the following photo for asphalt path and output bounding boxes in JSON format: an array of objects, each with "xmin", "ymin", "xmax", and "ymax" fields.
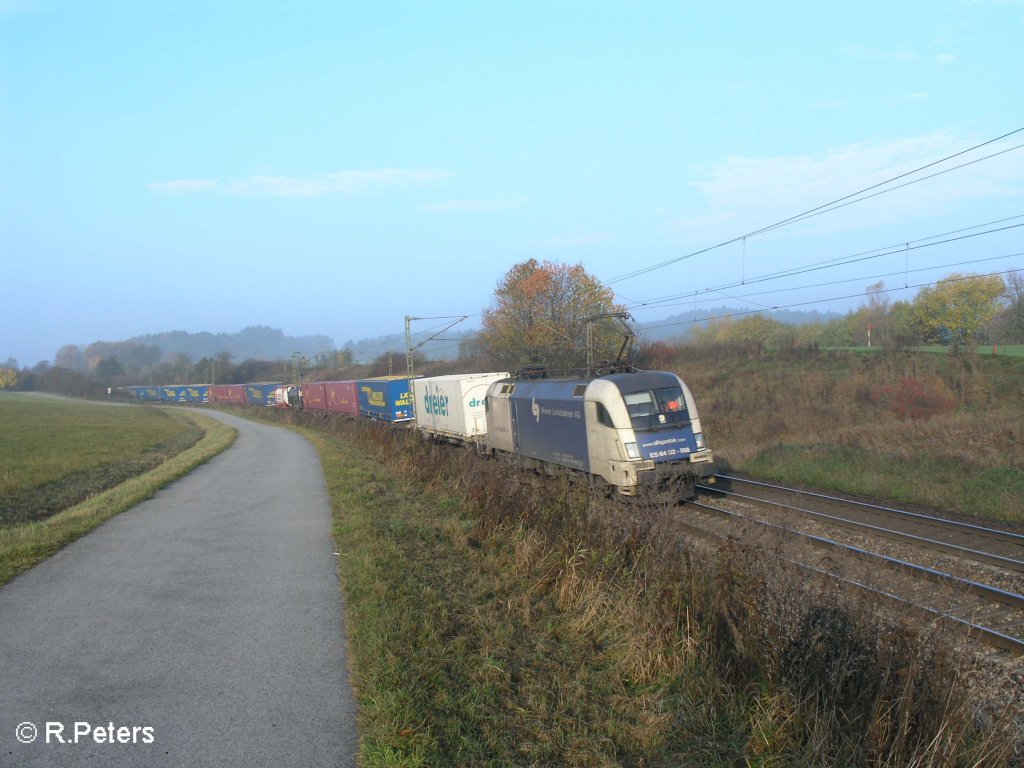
[{"xmin": 0, "ymin": 410, "xmax": 358, "ymax": 767}]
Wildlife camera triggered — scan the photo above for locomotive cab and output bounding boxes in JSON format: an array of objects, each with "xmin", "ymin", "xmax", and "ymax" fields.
[{"xmin": 584, "ymin": 372, "xmax": 713, "ymax": 497}]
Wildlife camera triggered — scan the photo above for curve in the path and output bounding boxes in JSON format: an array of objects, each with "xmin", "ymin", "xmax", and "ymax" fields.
[{"xmin": 0, "ymin": 411, "xmax": 357, "ymax": 767}]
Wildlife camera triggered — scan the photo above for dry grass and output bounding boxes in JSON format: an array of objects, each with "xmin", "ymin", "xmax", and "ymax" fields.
[
  {"xmin": 671, "ymin": 348, "xmax": 1024, "ymax": 521},
  {"xmin": 254, "ymin": 407, "xmax": 1020, "ymax": 766},
  {"xmin": 836, "ymin": 410, "xmax": 1023, "ymax": 468}
]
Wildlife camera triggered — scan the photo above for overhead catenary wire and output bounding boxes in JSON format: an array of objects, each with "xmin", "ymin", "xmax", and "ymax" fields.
[
  {"xmin": 622, "ymin": 220, "xmax": 1024, "ymax": 312},
  {"xmin": 348, "ymin": 132, "xmax": 1024, "ymax": 360},
  {"xmin": 631, "ymin": 250, "xmax": 1024, "ymax": 314},
  {"xmin": 745, "ymin": 213, "xmax": 1024, "ymax": 282},
  {"xmin": 604, "ymin": 127, "xmax": 1024, "ymax": 286},
  {"xmin": 639, "ymin": 268, "xmax": 1021, "ymax": 333},
  {"xmin": 740, "ymin": 141, "xmax": 1024, "ymax": 239}
]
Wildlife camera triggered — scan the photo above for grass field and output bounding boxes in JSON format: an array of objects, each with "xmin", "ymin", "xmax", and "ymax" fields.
[
  {"xmin": 0, "ymin": 395, "xmax": 237, "ymax": 584},
  {"xmin": 0, "ymin": 392, "xmax": 207, "ymax": 526},
  {"xmin": 1, "ymin": 393, "xmax": 187, "ymax": 492}
]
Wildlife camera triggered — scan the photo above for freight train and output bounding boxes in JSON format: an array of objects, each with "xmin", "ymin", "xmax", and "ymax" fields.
[{"xmin": 125, "ymin": 368, "xmax": 714, "ymax": 499}]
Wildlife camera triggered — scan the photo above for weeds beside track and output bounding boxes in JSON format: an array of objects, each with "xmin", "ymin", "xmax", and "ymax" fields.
[
  {"xmin": 674, "ymin": 348, "xmax": 1024, "ymax": 524},
  {"xmin": 258, "ymin": 408, "xmax": 1020, "ymax": 767}
]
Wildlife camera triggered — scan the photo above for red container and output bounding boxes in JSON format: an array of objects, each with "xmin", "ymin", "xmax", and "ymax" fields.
[
  {"xmin": 210, "ymin": 384, "xmax": 246, "ymax": 405},
  {"xmin": 302, "ymin": 382, "xmax": 328, "ymax": 412},
  {"xmin": 324, "ymin": 381, "xmax": 359, "ymax": 416}
]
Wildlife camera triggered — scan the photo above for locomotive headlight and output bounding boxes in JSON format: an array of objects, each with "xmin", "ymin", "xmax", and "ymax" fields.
[
  {"xmin": 625, "ymin": 442, "xmax": 640, "ymax": 460},
  {"xmin": 694, "ymin": 432, "xmax": 705, "ymax": 450}
]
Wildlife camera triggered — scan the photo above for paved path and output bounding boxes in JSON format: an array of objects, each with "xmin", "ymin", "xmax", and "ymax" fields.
[{"xmin": 0, "ymin": 411, "xmax": 358, "ymax": 767}]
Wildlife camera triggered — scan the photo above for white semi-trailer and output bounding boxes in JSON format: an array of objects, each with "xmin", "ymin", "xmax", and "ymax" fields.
[{"xmin": 412, "ymin": 372, "xmax": 510, "ymax": 443}]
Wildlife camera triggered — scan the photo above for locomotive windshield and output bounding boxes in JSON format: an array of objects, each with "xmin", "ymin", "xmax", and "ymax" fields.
[{"xmin": 622, "ymin": 386, "xmax": 689, "ymax": 431}]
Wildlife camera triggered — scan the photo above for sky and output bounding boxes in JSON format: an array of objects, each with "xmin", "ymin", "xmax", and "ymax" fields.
[{"xmin": 2, "ymin": 0, "xmax": 1023, "ymax": 367}]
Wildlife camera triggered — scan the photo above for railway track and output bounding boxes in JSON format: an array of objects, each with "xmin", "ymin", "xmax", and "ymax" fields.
[
  {"xmin": 709, "ymin": 475, "xmax": 1024, "ymax": 571},
  {"xmin": 688, "ymin": 476, "xmax": 1024, "ymax": 656}
]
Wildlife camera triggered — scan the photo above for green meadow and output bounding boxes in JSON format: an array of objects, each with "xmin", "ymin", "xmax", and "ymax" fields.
[{"xmin": 0, "ymin": 393, "xmax": 236, "ymax": 584}]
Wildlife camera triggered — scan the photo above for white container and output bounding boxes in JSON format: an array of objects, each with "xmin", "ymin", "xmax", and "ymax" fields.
[{"xmin": 412, "ymin": 372, "xmax": 510, "ymax": 441}]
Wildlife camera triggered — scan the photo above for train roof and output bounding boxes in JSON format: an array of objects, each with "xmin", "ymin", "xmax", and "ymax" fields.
[
  {"xmin": 598, "ymin": 370, "xmax": 683, "ymax": 392},
  {"xmin": 494, "ymin": 369, "xmax": 682, "ymax": 398},
  {"xmin": 507, "ymin": 369, "xmax": 680, "ymax": 386}
]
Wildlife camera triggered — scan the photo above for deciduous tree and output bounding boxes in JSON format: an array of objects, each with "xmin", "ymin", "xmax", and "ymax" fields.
[
  {"xmin": 691, "ymin": 314, "xmax": 794, "ymax": 352},
  {"xmin": 94, "ymin": 358, "xmax": 125, "ymax": 380},
  {"xmin": 479, "ymin": 259, "xmax": 627, "ymax": 370},
  {"xmin": 55, "ymin": 344, "xmax": 85, "ymax": 370},
  {"xmin": 912, "ymin": 273, "xmax": 1006, "ymax": 351},
  {"xmin": 0, "ymin": 366, "xmax": 16, "ymax": 390},
  {"xmin": 1004, "ymin": 270, "xmax": 1024, "ymax": 341}
]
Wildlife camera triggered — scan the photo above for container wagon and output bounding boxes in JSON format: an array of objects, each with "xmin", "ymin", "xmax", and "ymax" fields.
[
  {"xmin": 160, "ymin": 385, "xmax": 189, "ymax": 402},
  {"xmin": 357, "ymin": 376, "xmax": 415, "ymax": 422},
  {"xmin": 301, "ymin": 381, "xmax": 328, "ymax": 412},
  {"xmin": 184, "ymin": 385, "xmax": 210, "ymax": 404},
  {"xmin": 122, "ymin": 386, "xmax": 160, "ymax": 401},
  {"xmin": 209, "ymin": 384, "xmax": 247, "ymax": 405},
  {"xmin": 244, "ymin": 382, "xmax": 283, "ymax": 407},
  {"xmin": 412, "ymin": 372, "xmax": 509, "ymax": 442},
  {"xmin": 324, "ymin": 381, "xmax": 359, "ymax": 416},
  {"xmin": 140, "ymin": 386, "xmax": 161, "ymax": 401}
]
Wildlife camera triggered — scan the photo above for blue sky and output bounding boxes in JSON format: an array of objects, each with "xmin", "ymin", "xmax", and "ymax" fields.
[{"xmin": 3, "ymin": 0, "xmax": 1023, "ymax": 366}]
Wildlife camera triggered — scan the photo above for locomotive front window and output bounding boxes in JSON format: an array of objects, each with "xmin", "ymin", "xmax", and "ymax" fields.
[{"xmin": 623, "ymin": 386, "xmax": 689, "ymax": 431}]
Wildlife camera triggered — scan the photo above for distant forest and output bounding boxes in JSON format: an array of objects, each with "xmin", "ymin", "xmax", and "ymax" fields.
[
  {"xmin": 50, "ymin": 326, "xmax": 336, "ymax": 374},
  {"xmin": 130, "ymin": 326, "xmax": 335, "ymax": 363},
  {"xmin": 22, "ymin": 308, "xmax": 838, "ymax": 380}
]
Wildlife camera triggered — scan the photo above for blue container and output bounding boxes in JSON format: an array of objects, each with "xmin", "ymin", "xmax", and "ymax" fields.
[
  {"xmin": 356, "ymin": 376, "xmax": 414, "ymax": 422},
  {"xmin": 122, "ymin": 386, "xmax": 149, "ymax": 400},
  {"xmin": 160, "ymin": 385, "xmax": 189, "ymax": 402},
  {"xmin": 184, "ymin": 385, "xmax": 210, "ymax": 403},
  {"xmin": 505, "ymin": 379, "xmax": 590, "ymax": 472},
  {"xmin": 140, "ymin": 386, "xmax": 161, "ymax": 401},
  {"xmin": 244, "ymin": 382, "xmax": 282, "ymax": 407}
]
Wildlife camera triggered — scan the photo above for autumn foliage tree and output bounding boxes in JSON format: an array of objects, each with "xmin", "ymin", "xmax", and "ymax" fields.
[
  {"xmin": 0, "ymin": 366, "xmax": 16, "ymax": 390},
  {"xmin": 999, "ymin": 269, "xmax": 1024, "ymax": 340},
  {"xmin": 912, "ymin": 273, "xmax": 1006, "ymax": 351},
  {"xmin": 691, "ymin": 314, "xmax": 795, "ymax": 352},
  {"xmin": 479, "ymin": 259, "xmax": 628, "ymax": 370}
]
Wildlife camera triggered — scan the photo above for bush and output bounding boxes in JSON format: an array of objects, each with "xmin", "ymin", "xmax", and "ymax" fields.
[{"xmin": 873, "ymin": 377, "xmax": 955, "ymax": 420}]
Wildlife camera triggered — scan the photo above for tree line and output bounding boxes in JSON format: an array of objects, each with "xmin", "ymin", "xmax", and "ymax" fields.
[
  {"xmin": 686, "ymin": 271, "xmax": 1022, "ymax": 353},
  {"xmin": 3, "ymin": 264, "xmax": 1022, "ymax": 397}
]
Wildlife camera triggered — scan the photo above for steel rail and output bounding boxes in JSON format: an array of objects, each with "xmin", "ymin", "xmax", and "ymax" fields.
[
  {"xmin": 687, "ymin": 500, "xmax": 1024, "ymax": 655},
  {"xmin": 700, "ymin": 479, "xmax": 1024, "ymax": 572},
  {"xmin": 790, "ymin": 558, "xmax": 1024, "ymax": 656},
  {"xmin": 717, "ymin": 474, "xmax": 1024, "ymax": 543}
]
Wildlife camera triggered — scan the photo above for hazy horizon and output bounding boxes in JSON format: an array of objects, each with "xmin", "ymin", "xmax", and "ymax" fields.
[{"xmin": 4, "ymin": 1, "xmax": 1022, "ymax": 367}]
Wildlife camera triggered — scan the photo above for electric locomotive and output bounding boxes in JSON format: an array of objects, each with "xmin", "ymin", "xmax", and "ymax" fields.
[{"xmin": 483, "ymin": 369, "xmax": 713, "ymax": 499}]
